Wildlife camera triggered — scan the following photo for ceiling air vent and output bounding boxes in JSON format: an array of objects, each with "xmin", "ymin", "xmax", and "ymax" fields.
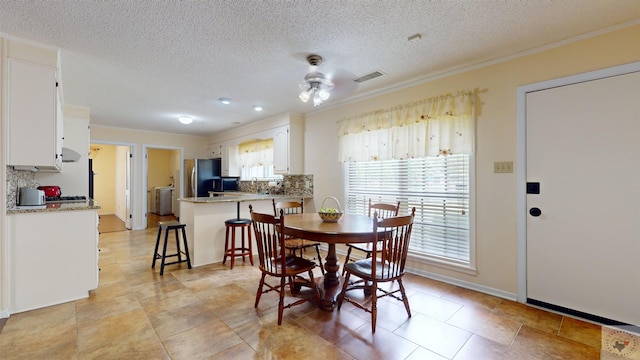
[{"xmin": 354, "ymin": 70, "xmax": 385, "ymax": 83}]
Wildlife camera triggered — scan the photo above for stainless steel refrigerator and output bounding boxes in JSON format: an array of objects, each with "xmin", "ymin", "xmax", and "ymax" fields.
[{"xmin": 184, "ymin": 158, "xmax": 221, "ymax": 197}]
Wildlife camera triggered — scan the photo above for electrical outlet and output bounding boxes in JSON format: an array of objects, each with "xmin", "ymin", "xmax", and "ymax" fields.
[{"xmin": 494, "ymin": 161, "xmax": 513, "ymax": 173}]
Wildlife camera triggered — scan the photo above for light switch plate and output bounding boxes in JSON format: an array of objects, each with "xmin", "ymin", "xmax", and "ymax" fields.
[{"xmin": 494, "ymin": 161, "xmax": 513, "ymax": 173}]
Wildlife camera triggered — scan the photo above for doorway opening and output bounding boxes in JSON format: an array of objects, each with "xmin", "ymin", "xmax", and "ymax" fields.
[
  {"xmin": 90, "ymin": 143, "xmax": 134, "ymax": 233},
  {"xmin": 144, "ymin": 146, "xmax": 182, "ymax": 229}
]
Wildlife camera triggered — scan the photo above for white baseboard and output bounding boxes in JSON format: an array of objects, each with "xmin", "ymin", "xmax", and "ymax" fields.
[
  {"xmin": 405, "ymin": 268, "xmax": 518, "ymax": 301},
  {"xmin": 332, "ymin": 245, "xmax": 518, "ymax": 302}
]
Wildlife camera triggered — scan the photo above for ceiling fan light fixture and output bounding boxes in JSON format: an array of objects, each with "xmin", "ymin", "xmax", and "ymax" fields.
[
  {"xmin": 299, "ymin": 89, "xmax": 311, "ymax": 102},
  {"xmin": 318, "ymin": 89, "xmax": 331, "ymax": 101},
  {"xmin": 312, "ymin": 92, "xmax": 323, "ymax": 107},
  {"xmin": 299, "ymin": 54, "xmax": 334, "ymax": 106}
]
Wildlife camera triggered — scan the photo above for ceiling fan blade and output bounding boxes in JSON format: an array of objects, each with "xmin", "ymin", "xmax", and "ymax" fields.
[{"xmin": 326, "ymin": 68, "xmax": 359, "ymax": 99}]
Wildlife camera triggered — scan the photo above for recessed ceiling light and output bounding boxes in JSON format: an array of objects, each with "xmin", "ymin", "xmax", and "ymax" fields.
[
  {"xmin": 253, "ymin": 105, "xmax": 263, "ymax": 111},
  {"xmin": 178, "ymin": 116, "xmax": 193, "ymax": 124},
  {"xmin": 219, "ymin": 97, "xmax": 232, "ymax": 104}
]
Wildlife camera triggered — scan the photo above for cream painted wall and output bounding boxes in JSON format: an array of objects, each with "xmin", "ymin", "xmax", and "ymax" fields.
[
  {"xmin": 90, "ymin": 144, "xmax": 128, "ymax": 220},
  {"xmin": 169, "ymin": 149, "xmax": 181, "ymax": 216},
  {"xmin": 90, "ymin": 126, "xmax": 209, "ymax": 229},
  {"xmin": 305, "ymin": 24, "xmax": 640, "ymax": 296},
  {"xmin": 114, "ymin": 146, "xmax": 128, "ymax": 221},
  {"xmin": 148, "ymin": 148, "xmax": 174, "ymax": 188}
]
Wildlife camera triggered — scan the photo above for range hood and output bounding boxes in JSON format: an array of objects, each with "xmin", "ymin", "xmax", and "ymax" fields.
[
  {"xmin": 11, "ymin": 148, "xmax": 81, "ymax": 172},
  {"xmin": 62, "ymin": 147, "xmax": 81, "ymax": 163}
]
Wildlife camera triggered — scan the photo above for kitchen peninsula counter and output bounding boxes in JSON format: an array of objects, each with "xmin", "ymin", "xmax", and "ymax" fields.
[
  {"xmin": 7, "ymin": 200, "xmax": 101, "ymax": 214},
  {"xmin": 179, "ymin": 193, "xmax": 312, "ymax": 267},
  {"xmin": 180, "ymin": 193, "xmax": 298, "ymax": 204}
]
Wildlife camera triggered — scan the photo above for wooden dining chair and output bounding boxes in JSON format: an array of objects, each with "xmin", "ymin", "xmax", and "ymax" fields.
[
  {"xmin": 337, "ymin": 207, "xmax": 415, "ymax": 333},
  {"xmin": 342, "ymin": 199, "xmax": 400, "ymax": 275},
  {"xmin": 249, "ymin": 205, "xmax": 321, "ymax": 325},
  {"xmin": 272, "ymin": 198, "xmax": 324, "ymax": 274}
]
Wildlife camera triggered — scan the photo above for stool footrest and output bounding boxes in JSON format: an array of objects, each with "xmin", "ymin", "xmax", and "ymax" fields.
[
  {"xmin": 162, "ymin": 259, "xmax": 190, "ymax": 266},
  {"xmin": 223, "ymin": 220, "xmax": 254, "ymax": 269},
  {"xmin": 155, "ymin": 251, "xmax": 189, "ymax": 260}
]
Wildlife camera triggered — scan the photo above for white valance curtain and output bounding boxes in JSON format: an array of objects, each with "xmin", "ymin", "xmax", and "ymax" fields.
[
  {"xmin": 337, "ymin": 90, "xmax": 475, "ymax": 162},
  {"xmin": 238, "ymin": 138, "xmax": 274, "ymax": 168}
]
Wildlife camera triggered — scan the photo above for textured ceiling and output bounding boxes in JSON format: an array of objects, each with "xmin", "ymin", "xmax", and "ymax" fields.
[{"xmin": 0, "ymin": 1, "xmax": 639, "ymax": 136}]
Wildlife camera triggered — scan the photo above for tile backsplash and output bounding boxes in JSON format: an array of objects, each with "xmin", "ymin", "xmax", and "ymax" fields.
[
  {"xmin": 6, "ymin": 166, "xmax": 36, "ymax": 209},
  {"xmin": 283, "ymin": 174, "xmax": 313, "ymax": 197},
  {"xmin": 6, "ymin": 169, "xmax": 315, "ymax": 209},
  {"xmin": 237, "ymin": 174, "xmax": 313, "ymax": 198}
]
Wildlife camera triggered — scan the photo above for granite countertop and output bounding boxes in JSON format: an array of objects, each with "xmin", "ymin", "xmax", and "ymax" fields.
[
  {"xmin": 7, "ymin": 200, "xmax": 101, "ymax": 214},
  {"xmin": 179, "ymin": 193, "xmax": 310, "ymax": 204}
]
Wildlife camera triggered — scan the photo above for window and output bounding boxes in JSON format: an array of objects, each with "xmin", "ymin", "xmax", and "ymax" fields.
[
  {"xmin": 238, "ymin": 139, "xmax": 275, "ymax": 179},
  {"xmin": 240, "ymin": 163, "xmax": 275, "ymax": 179},
  {"xmin": 338, "ymin": 90, "xmax": 475, "ymax": 271},
  {"xmin": 345, "ymin": 154, "xmax": 472, "ymax": 268}
]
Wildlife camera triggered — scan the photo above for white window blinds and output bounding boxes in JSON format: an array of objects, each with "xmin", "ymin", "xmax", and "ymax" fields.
[{"xmin": 345, "ymin": 154, "xmax": 470, "ymax": 264}]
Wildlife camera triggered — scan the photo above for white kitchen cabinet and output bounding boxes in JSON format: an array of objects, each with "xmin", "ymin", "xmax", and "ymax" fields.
[
  {"xmin": 9, "ymin": 209, "xmax": 99, "ymax": 313},
  {"xmin": 226, "ymin": 145, "xmax": 240, "ymax": 177},
  {"xmin": 212, "ymin": 143, "xmax": 240, "ymax": 177},
  {"xmin": 7, "ymin": 59, "xmax": 63, "ymax": 171},
  {"xmin": 208, "ymin": 143, "xmax": 223, "ymax": 158},
  {"xmin": 273, "ymin": 126, "xmax": 288, "ymax": 173},
  {"xmin": 273, "ymin": 116, "xmax": 304, "ymax": 174}
]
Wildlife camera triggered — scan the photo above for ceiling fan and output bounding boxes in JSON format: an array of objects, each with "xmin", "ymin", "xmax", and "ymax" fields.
[{"xmin": 299, "ymin": 54, "xmax": 335, "ymax": 107}]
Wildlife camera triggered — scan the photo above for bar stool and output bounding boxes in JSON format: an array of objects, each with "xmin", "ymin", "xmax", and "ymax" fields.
[
  {"xmin": 223, "ymin": 218, "xmax": 254, "ymax": 269},
  {"xmin": 152, "ymin": 220, "xmax": 192, "ymax": 275}
]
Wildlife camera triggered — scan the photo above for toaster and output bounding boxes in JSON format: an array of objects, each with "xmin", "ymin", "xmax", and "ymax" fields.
[{"xmin": 18, "ymin": 188, "xmax": 46, "ymax": 206}]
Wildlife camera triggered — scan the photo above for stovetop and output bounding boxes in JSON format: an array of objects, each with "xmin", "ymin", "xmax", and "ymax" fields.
[{"xmin": 46, "ymin": 196, "xmax": 88, "ymax": 203}]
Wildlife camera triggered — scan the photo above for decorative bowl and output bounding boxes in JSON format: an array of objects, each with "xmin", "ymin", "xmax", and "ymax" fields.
[
  {"xmin": 318, "ymin": 211, "xmax": 343, "ymax": 222},
  {"xmin": 318, "ymin": 196, "xmax": 343, "ymax": 222}
]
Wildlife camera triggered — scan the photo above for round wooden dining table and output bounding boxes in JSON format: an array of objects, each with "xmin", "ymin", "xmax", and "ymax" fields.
[{"xmin": 283, "ymin": 212, "xmax": 375, "ymax": 310}]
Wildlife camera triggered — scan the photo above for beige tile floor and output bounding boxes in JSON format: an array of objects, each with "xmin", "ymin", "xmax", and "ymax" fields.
[{"xmin": 0, "ymin": 226, "xmax": 637, "ymax": 359}]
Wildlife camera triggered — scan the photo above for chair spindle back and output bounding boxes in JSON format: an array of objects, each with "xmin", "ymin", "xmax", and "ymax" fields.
[
  {"xmin": 368, "ymin": 199, "xmax": 400, "ymax": 219},
  {"xmin": 371, "ymin": 207, "xmax": 416, "ymax": 279},
  {"xmin": 273, "ymin": 199, "xmax": 304, "ymax": 216},
  {"xmin": 250, "ymin": 206, "xmax": 286, "ymax": 274}
]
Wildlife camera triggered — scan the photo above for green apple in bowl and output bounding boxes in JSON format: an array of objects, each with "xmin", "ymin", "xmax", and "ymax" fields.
[{"xmin": 319, "ymin": 207, "xmax": 342, "ymax": 222}]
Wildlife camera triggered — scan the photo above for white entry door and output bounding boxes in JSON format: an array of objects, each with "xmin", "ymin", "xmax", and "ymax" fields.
[{"xmin": 525, "ymin": 69, "xmax": 640, "ymax": 325}]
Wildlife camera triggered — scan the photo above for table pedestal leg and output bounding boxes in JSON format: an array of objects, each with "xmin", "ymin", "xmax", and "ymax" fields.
[{"xmin": 316, "ymin": 243, "xmax": 342, "ymax": 310}]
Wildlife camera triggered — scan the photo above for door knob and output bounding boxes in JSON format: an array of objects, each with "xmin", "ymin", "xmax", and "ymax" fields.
[{"xmin": 529, "ymin": 207, "xmax": 542, "ymax": 217}]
